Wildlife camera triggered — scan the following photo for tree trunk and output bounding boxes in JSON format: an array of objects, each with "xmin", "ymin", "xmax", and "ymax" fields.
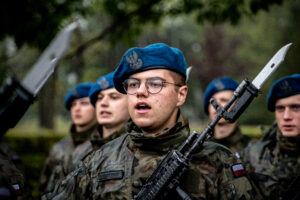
[
  {"xmin": 38, "ymin": 71, "xmax": 57, "ymax": 129},
  {"xmin": 73, "ymin": 28, "xmax": 84, "ymax": 82}
]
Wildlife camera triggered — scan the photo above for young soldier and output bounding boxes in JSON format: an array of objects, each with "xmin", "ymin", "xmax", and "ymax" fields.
[
  {"xmin": 64, "ymin": 72, "xmax": 129, "ymax": 170},
  {"xmin": 241, "ymin": 74, "xmax": 300, "ymax": 199},
  {"xmin": 43, "ymin": 43, "xmax": 260, "ymax": 200},
  {"xmin": 43, "ymin": 73, "xmax": 130, "ymax": 193},
  {"xmin": 203, "ymin": 77, "xmax": 253, "ymax": 153},
  {"xmin": 88, "ymin": 72, "xmax": 129, "ymax": 145},
  {"xmin": 39, "ymin": 82, "xmax": 97, "ymax": 194}
]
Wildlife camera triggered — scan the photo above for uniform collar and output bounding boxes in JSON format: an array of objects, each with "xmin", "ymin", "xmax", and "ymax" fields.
[
  {"xmin": 277, "ymin": 129, "xmax": 300, "ymax": 156},
  {"xmin": 128, "ymin": 112, "xmax": 190, "ymax": 153},
  {"xmin": 70, "ymin": 123, "xmax": 98, "ymax": 146},
  {"xmin": 89, "ymin": 124, "xmax": 126, "ymax": 150}
]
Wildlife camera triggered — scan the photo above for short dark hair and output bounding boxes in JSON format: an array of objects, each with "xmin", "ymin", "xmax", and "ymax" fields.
[{"xmin": 169, "ymin": 70, "xmax": 186, "ymax": 91}]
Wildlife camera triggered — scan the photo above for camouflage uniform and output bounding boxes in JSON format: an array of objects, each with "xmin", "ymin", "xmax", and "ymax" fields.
[
  {"xmin": 44, "ymin": 124, "xmax": 126, "ymax": 193},
  {"xmin": 241, "ymin": 125, "xmax": 300, "ymax": 199},
  {"xmin": 212, "ymin": 126, "xmax": 253, "ymax": 153},
  {"xmin": 0, "ymin": 141, "xmax": 32, "ymax": 199},
  {"xmin": 43, "ymin": 113, "xmax": 261, "ymax": 200},
  {"xmin": 39, "ymin": 123, "xmax": 97, "ymax": 195}
]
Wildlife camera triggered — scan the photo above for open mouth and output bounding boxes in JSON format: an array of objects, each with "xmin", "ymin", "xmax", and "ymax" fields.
[
  {"xmin": 100, "ymin": 111, "xmax": 112, "ymax": 117},
  {"xmin": 136, "ymin": 103, "xmax": 151, "ymax": 110}
]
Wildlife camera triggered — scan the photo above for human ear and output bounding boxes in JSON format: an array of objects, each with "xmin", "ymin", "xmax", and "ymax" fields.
[{"xmin": 176, "ymin": 85, "xmax": 188, "ymax": 107}]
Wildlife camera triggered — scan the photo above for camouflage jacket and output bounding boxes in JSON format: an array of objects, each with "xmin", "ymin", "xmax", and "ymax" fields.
[
  {"xmin": 0, "ymin": 141, "xmax": 32, "ymax": 199},
  {"xmin": 44, "ymin": 124, "xmax": 127, "ymax": 194},
  {"xmin": 43, "ymin": 113, "xmax": 261, "ymax": 200},
  {"xmin": 212, "ymin": 126, "xmax": 253, "ymax": 153},
  {"xmin": 39, "ymin": 123, "xmax": 97, "ymax": 195},
  {"xmin": 241, "ymin": 127, "xmax": 300, "ymax": 199},
  {"xmin": 65, "ymin": 124, "xmax": 126, "ymax": 174}
]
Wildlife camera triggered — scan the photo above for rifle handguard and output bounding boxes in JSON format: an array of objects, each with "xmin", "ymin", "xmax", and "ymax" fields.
[{"xmin": 223, "ymin": 80, "xmax": 260, "ymax": 123}]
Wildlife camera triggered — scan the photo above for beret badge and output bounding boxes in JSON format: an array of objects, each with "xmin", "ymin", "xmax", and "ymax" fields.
[
  {"xmin": 98, "ymin": 78, "xmax": 109, "ymax": 90},
  {"xmin": 126, "ymin": 51, "xmax": 142, "ymax": 69},
  {"xmin": 71, "ymin": 90, "xmax": 79, "ymax": 98},
  {"xmin": 214, "ymin": 80, "xmax": 225, "ymax": 90},
  {"xmin": 279, "ymin": 80, "xmax": 292, "ymax": 96}
]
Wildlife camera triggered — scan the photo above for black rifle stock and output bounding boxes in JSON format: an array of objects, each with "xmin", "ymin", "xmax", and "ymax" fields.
[
  {"xmin": 0, "ymin": 77, "xmax": 35, "ymax": 136},
  {"xmin": 134, "ymin": 80, "xmax": 259, "ymax": 200}
]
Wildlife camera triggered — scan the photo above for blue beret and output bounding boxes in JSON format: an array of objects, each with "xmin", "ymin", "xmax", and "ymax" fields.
[
  {"xmin": 113, "ymin": 43, "xmax": 187, "ymax": 94},
  {"xmin": 203, "ymin": 77, "xmax": 238, "ymax": 115},
  {"xmin": 64, "ymin": 82, "xmax": 94, "ymax": 110},
  {"xmin": 267, "ymin": 74, "xmax": 300, "ymax": 112},
  {"xmin": 89, "ymin": 72, "xmax": 115, "ymax": 106}
]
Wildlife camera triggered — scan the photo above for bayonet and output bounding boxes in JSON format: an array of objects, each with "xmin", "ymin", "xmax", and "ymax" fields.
[
  {"xmin": 252, "ymin": 43, "xmax": 292, "ymax": 89},
  {"xmin": 22, "ymin": 22, "xmax": 78, "ymax": 96},
  {"xmin": 0, "ymin": 22, "xmax": 78, "ymax": 135}
]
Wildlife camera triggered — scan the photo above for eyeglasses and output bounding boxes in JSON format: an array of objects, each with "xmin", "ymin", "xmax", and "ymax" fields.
[{"xmin": 123, "ymin": 77, "xmax": 182, "ymax": 95}]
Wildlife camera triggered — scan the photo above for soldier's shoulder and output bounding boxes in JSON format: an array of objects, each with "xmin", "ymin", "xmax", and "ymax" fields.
[
  {"xmin": 247, "ymin": 133, "xmax": 275, "ymax": 153},
  {"xmin": 202, "ymin": 141, "xmax": 233, "ymax": 157},
  {"xmin": 99, "ymin": 133, "xmax": 129, "ymax": 151},
  {"xmin": 49, "ymin": 136, "xmax": 72, "ymax": 156},
  {"xmin": 86, "ymin": 134, "xmax": 130, "ymax": 163},
  {"xmin": 191, "ymin": 141, "xmax": 236, "ymax": 168}
]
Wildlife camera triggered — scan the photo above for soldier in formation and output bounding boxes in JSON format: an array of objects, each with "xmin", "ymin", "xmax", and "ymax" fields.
[
  {"xmin": 241, "ymin": 74, "xmax": 300, "ymax": 199},
  {"xmin": 43, "ymin": 43, "xmax": 261, "ymax": 200},
  {"xmin": 87, "ymin": 71, "xmax": 129, "ymax": 151},
  {"xmin": 42, "ymin": 72, "xmax": 130, "ymax": 194},
  {"xmin": 203, "ymin": 77, "xmax": 254, "ymax": 153},
  {"xmin": 39, "ymin": 82, "xmax": 98, "ymax": 195}
]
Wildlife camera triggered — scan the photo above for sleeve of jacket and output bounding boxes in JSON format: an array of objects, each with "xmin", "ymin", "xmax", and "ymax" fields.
[
  {"xmin": 188, "ymin": 142, "xmax": 263, "ymax": 200},
  {"xmin": 41, "ymin": 162, "xmax": 91, "ymax": 200}
]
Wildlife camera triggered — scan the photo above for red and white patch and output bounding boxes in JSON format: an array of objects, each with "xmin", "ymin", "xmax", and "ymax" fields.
[{"xmin": 231, "ymin": 164, "xmax": 246, "ymax": 177}]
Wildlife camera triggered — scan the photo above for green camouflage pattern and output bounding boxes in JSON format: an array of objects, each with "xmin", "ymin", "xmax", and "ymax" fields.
[
  {"xmin": 43, "ymin": 125, "xmax": 126, "ymax": 194},
  {"xmin": 241, "ymin": 126, "xmax": 300, "ymax": 199},
  {"xmin": 212, "ymin": 126, "xmax": 255, "ymax": 153},
  {"xmin": 0, "ymin": 141, "xmax": 32, "ymax": 199},
  {"xmin": 43, "ymin": 113, "xmax": 261, "ymax": 200},
  {"xmin": 39, "ymin": 123, "xmax": 97, "ymax": 195}
]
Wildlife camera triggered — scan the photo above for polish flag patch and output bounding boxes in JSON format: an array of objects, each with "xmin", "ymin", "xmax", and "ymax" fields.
[
  {"xmin": 231, "ymin": 164, "xmax": 246, "ymax": 177},
  {"xmin": 12, "ymin": 184, "xmax": 22, "ymax": 195}
]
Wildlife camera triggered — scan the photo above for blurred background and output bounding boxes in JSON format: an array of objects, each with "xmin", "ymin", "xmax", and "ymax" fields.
[{"xmin": 0, "ymin": 0, "xmax": 299, "ymax": 198}]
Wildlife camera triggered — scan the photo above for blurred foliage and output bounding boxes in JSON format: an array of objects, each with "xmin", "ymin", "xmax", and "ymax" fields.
[{"xmin": 0, "ymin": 0, "xmax": 86, "ymax": 49}]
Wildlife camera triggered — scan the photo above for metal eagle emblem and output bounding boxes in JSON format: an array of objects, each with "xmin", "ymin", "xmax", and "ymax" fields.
[
  {"xmin": 214, "ymin": 80, "xmax": 225, "ymax": 90},
  {"xmin": 98, "ymin": 78, "xmax": 109, "ymax": 89},
  {"xmin": 126, "ymin": 51, "xmax": 142, "ymax": 69}
]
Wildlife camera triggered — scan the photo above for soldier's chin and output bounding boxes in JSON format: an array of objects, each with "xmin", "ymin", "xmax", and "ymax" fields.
[
  {"xmin": 217, "ymin": 119, "xmax": 228, "ymax": 125},
  {"xmin": 281, "ymin": 131, "xmax": 299, "ymax": 137}
]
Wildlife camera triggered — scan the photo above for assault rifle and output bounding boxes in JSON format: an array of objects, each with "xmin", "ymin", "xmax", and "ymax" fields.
[
  {"xmin": 134, "ymin": 43, "xmax": 292, "ymax": 200},
  {"xmin": 0, "ymin": 22, "xmax": 78, "ymax": 137}
]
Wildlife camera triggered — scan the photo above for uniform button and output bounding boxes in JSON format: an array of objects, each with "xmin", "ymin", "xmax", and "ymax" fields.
[{"xmin": 133, "ymin": 181, "xmax": 140, "ymax": 187}]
